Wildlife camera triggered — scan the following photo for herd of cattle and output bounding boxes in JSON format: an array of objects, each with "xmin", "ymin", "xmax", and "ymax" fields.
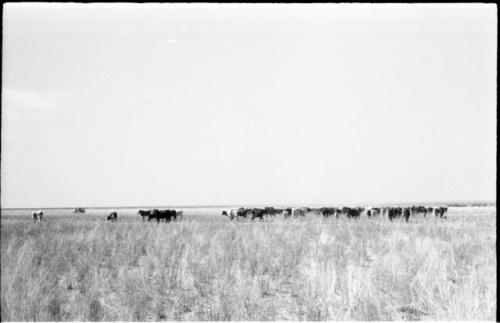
[
  {"xmin": 137, "ymin": 209, "xmax": 183, "ymax": 222},
  {"xmin": 30, "ymin": 205, "xmax": 448, "ymax": 223},
  {"xmin": 221, "ymin": 205, "xmax": 449, "ymax": 222}
]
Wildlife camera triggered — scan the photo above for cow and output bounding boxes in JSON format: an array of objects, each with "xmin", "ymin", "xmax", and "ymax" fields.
[
  {"xmin": 293, "ymin": 208, "xmax": 306, "ymax": 217},
  {"xmin": 363, "ymin": 207, "xmax": 380, "ymax": 217},
  {"xmin": 263, "ymin": 207, "xmax": 282, "ymax": 218},
  {"xmin": 410, "ymin": 206, "xmax": 427, "ymax": 217},
  {"xmin": 107, "ymin": 212, "xmax": 117, "ymax": 222},
  {"xmin": 403, "ymin": 208, "xmax": 411, "ymax": 222},
  {"xmin": 32, "ymin": 210, "xmax": 44, "ymax": 222},
  {"xmin": 149, "ymin": 209, "xmax": 176, "ymax": 223},
  {"xmin": 349, "ymin": 207, "xmax": 363, "ymax": 218},
  {"xmin": 251, "ymin": 208, "xmax": 266, "ymax": 222},
  {"xmin": 137, "ymin": 210, "xmax": 152, "ymax": 222},
  {"xmin": 230, "ymin": 208, "xmax": 248, "ymax": 220},
  {"xmin": 388, "ymin": 207, "xmax": 403, "ymax": 221},
  {"xmin": 434, "ymin": 207, "xmax": 448, "ymax": 218},
  {"xmin": 229, "ymin": 209, "xmax": 238, "ymax": 220},
  {"xmin": 320, "ymin": 207, "xmax": 335, "ymax": 218},
  {"xmin": 341, "ymin": 207, "xmax": 363, "ymax": 219},
  {"xmin": 73, "ymin": 208, "xmax": 85, "ymax": 214},
  {"xmin": 176, "ymin": 210, "xmax": 183, "ymax": 220}
]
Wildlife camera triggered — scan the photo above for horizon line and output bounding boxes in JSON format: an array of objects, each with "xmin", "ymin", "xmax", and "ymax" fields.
[{"xmin": 0, "ymin": 199, "xmax": 496, "ymax": 210}]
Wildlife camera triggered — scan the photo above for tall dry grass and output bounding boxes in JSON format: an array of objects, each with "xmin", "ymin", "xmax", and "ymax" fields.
[{"xmin": 0, "ymin": 210, "xmax": 496, "ymax": 321}]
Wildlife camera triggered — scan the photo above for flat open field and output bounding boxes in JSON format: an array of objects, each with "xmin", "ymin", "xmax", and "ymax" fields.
[{"xmin": 0, "ymin": 206, "xmax": 496, "ymax": 321}]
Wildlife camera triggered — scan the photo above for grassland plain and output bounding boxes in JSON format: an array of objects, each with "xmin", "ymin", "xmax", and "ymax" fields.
[{"xmin": 0, "ymin": 207, "xmax": 496, "ymax": 321}]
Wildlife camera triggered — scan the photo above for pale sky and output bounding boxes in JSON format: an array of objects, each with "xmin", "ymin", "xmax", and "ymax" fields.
[{"xmin": 1, "ymin": 3, "xmax": 497, "ymax": 208}]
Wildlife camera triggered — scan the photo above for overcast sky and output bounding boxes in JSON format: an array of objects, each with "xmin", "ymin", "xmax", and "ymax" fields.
[{"xmin": 1, "ymin": 3, "xmax": 496, "ymax": 208}]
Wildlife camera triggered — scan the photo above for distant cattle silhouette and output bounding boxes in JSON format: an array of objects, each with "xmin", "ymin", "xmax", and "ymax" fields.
[
  {"xmin": 340, "ymin": 207, "xmax": 363, "ymax": 218},
  {"xmin": 434, "ymin": 207, "xmax": 448, "ymax": 218},
  {"xmin": 283, "ymin": 208, "xmax": 292, "ymax": 218},
  {"xmin": 229, "ymin": 208, "xmax": 247, "ymax": 220},
  {"xmin": 250, "ymin": 208, "xmax": 266, "ymax": 222},
  {"xmin": 73, "ymin": 208, "xmax": 86, "ymax": 214},
  {"xmin": 137, "ymin": 210, "xmax": 152, "ymax": 221},
  {"xmin": 403, "ymin": 208, "xmax": 411, "ymax": 222},
  {"xmin": 149, "ymin": 209, "xmax": 176, "ymax": 223},
  {"xmin": 320, "ymin": 207, "xmax": 336, "ymax": 218},
  {"xmin": 32, "ymin": 210, "xmax": 44, "ymax": 222},
  {"xmin": 107, "ymin": 212, "xmax": 117, "ymax": 222},
  {"xmin": 263, "ymin": 207, "xmax": 283, "ymax": 217}
]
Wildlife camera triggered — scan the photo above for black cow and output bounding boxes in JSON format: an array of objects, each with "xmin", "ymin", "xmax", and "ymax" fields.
[
  {"xmin": 388, "ymin": 207, "xmax": 403, "ymax": 221},
  {"xmin": 320, "ymin": 207, "xmax": 335, "ymax": 218},
  {"xmin": 434, "ymin": 207, "xmax": 448, "ymax": 218},
  {"xmin": 264, "ymin": 207, "xmax": 283, "ymax": 218},
  {"xmin": 137, "ymin": 210, "xmax": 152, "ymax": 222},
  {"xmin": 149, "ymin": 209, "xmax": 176, "ymax": 223},
  {"xmin": 107, "ymin": 212, "xmax": 117, "ymax": 222},
  {"xmin": 403, "ymin": 208, "xmax": 411, "ymax": 222},
  {"xmin": 250, "ymin": 208, "xmax": 266, "ymax": 222},
  {"xmin": 342, "ymin": 207, "xmax": 363, "ymax": 219},
  {"xmin": 410, "ymin": 206, "xmax": 428, "ymax": 217},
  {"xmin": 73, "ymin": 208, "xmax": 85, "ymax": 214}
]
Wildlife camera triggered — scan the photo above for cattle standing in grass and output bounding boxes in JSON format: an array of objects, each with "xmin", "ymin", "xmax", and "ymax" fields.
[
  {"xmin": 229, "ymin": 208, "xmax": 247, "ymax": 220},
  {"xmin": 229, "ymin": 209, "xmax": 238, "ymax": 220},
  {"xmin": 388, "ymin": 207, "xmax": 403, "ymax": 221},
  {"xmin": 149, "ymin": 209, "xmax": 176, "ymax": 223},
  {"xmin": 32, "ymin": 210, "xmax": 44, "ymax": 222},
  {"xmin": 251, "ymin": 208, "xmax": 266, "ymax": 222},
  {"xmin": 410, "ymin": 206, "xmax": 427, "ymax": 217},
  {"xmin": 137, "ymin": 210, "xmax": 152, "ymax": 222},
  {"xmin": 176, "ymin": 210, "xmax": 183, "ymax": 220},
  {"xmin": 347, "ymin": 207, "xmax": 363, "ymax": 219},
  {"xmin": 320, "ymin": 207, "xmax": 335, "ymax": 218},
  {"xmin": 107, "ymin": 212, "xmax": 117, "ymax": 222},
  {"xmin": 403, "ymin": 208, "xmax": 411, "ymax": 222},
  {"xmin": 73, "ymin": 208, "xmax": 85, "ymax": 214},
  {"xmin": 293, "ymin": 208, "xmax": 306, "ymax": 217},
  {"xmin": 434, "ymin": 207, "xmax": 448, "ymax": 218},
  {"xmin": 387, "ymin": 208, "xmax": 394, "ymax": 221},
  {"xmin": 264, "ymin": 207, "xmax": 282, "ymax": 218}
]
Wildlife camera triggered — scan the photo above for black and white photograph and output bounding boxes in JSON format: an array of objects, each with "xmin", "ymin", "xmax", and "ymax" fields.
[{"xmin": 0, "ymin": 3, "xmax": 496, "ymax": 321}]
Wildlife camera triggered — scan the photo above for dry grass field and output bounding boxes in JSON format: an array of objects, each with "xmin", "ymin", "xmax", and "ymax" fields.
[{"xmin": 0, "ymin": 206, "xmax": 496, "ymax": 321}]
